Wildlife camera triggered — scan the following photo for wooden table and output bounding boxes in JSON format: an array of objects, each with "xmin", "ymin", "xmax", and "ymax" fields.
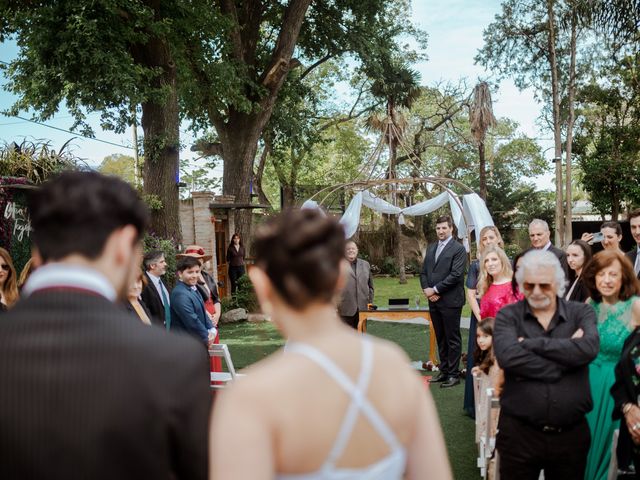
[{"xmin": 357, "ymin": 308, "xmax": 438, "ymax": 365}]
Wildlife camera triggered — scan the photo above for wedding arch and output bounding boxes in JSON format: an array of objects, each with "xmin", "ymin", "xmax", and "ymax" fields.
[{"xmin": 302, "ymin": 176, "xmax": 494, "ymax": 249}]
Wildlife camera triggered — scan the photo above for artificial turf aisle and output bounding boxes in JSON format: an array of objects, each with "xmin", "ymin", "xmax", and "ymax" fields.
[{"xmin": 221, "ymin": 321, "xmax": 479, "ymax": 479}]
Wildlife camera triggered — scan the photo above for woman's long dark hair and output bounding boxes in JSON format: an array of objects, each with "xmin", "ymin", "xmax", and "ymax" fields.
[
  {"xmin": 566, "ymin": 239, "xmax": 592, "ymax": 283},
  {"xmin": 511, "ymin": 248, "xmax": 532, "ymax": 297},
  {"xmin": 228, "ymin": 232, "xmax": 244, "ymax": 249},
  {"xmin": 473, "ymin": 317, "xmax": 495, "ymax": 375}
]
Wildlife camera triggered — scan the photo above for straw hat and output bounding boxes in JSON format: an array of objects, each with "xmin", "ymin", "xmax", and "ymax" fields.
[{"xmin": 177, "ymin": 245, "xmax": 212, "ymax": 262}]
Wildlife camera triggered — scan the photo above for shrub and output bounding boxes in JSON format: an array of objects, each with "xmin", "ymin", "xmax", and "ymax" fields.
[
  {"xmin": 504, "ymin": 243, "xmax": 525, "ymax": 259},
  {"xmin": 405, "ymin": 257, "xmax": 422, "ymax": 274},
  {"xmin": 221, "ymin": 274, "xmax": 259, "ymax": 313},
  {"xmin": 379, "ymin": 256, "xmax": 399, "ymax": 275}
]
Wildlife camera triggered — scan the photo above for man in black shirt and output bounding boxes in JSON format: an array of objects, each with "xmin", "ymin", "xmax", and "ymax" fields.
[{"xmin": 494, "ymin": 249, "xmax": 599, "ymax": 480}]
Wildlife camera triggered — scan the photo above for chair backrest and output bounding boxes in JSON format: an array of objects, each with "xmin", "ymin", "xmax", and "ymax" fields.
[
  {"xmin": 208, "ymin": 343, "xmax": 237, "ymax": 377},
  {"xmin": 473, "ymin": 373, "xmax": 482, "ymax": 418},
  {"xmin": 484, "ymin": 388, "xmax": 500, "ymax": 451}
]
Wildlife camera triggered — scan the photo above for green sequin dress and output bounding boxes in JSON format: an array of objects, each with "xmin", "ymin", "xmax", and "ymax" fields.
[{"xmin": 585, "ymin": 296, "xmax": 637, "ymax": 480}]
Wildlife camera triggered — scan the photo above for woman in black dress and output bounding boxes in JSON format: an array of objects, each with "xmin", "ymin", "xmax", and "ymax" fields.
[{"xmin": 226, "ymin": 233, "xmax": 246, "ymax": 294}]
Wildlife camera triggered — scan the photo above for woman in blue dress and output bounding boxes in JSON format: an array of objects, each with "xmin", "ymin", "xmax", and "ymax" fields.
[{"xmin": 582, "ymin": 250, "xmax": 640, "ymax": 480}]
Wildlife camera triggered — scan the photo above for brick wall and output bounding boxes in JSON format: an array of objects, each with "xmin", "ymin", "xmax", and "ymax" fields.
[{"xmin": 180, "ymin": 192, "xmax": 218, "ymax": 280}]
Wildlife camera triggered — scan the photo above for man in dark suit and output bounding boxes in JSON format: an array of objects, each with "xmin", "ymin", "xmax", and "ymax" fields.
[
  {"xmin": 626, "ymin": 209, "xmax": 640, "ymax": 280},
  {"xmin": 0, "ymin": 171, "xmax": 211, "ymax": 479},
  {"xmin": 420, "ymin": 215, "xmax": 467, "ymax": 388},
  {"xmin": 141, "ymin": 250, "xmax": 171, "ymax": 328},
  {"xmin": 337, "ymin": 240, "xmax": 374, "ymax": 329},
  {"xmin": 528, "ymin": 218, "xmax": 569, "ymax": 280}
]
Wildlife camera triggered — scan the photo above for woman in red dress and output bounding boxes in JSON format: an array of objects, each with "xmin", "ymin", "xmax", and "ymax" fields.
[{"xmin": 478, "ymin": 245, "xmax": 522, "ymax": 319}]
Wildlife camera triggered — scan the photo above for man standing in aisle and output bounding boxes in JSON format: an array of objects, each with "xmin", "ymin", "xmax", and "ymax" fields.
[
  {"xmin": 493, "ymin": 249, "xmax": 598, "ymax": 478},
  {"xmin": 626, "ymin": 209, "xmax": 640, "ymax": 279},
  {"xmin": 420, "ymin": 215, "xmax": 467, "ymax": 388},
  {"xmin": 337, "ymin": 240, "xmax": 374, "ymax": 329},
  {"xmin": 141, "ymin": 250, "xmax": 172, "ymax": 328}
]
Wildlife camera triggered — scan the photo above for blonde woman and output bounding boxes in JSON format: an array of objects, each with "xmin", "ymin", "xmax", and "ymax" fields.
[
  {"xmin": 464, "ymin": 226, "xmax": 503, "ymax": 417},
  {"xmin": 0, "ymin": 248, "xmax": 19, "ymax": 310},
  {"xmin": 477, "ymin": 245, "xmax": 521, "ymax": 319}
]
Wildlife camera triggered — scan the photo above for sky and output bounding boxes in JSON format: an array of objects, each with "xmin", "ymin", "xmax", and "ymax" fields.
[{"xmin": 0, "ymin": 0, "xmax": 555, "ymax": 189}]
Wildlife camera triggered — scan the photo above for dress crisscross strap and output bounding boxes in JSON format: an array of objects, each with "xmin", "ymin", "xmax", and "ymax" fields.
[{"xmin": 277, "ymin": 336, "xmax": 406, "ymax": 480}]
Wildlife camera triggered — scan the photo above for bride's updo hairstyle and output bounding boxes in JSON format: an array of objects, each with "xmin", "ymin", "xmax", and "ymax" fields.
[{"xmin": 253, "ymin": 208, "xmax": 346, "ymax": 310}]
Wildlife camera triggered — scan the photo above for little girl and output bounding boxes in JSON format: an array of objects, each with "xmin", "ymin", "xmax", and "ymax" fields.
[
  {"xmin": 472, "ymin": 318, "xmax": 502, "ymax": 444},
  {"xmin": 472, "ymin": 317, "xmax": 502, "ymax": 480}
]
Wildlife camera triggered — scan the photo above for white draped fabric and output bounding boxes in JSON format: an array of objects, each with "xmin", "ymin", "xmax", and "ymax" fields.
[{"xmin": 303, "ymin": 189, "xmax": 494, "ymax": 247}]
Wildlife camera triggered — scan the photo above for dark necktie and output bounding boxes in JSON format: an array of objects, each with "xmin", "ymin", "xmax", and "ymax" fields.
[{"xmin": 159, "ymin": 282, "xmax": 171, "ymax": 331}]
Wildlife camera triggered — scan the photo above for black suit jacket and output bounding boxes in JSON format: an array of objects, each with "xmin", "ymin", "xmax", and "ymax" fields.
[
  {"xmin": 0, "ymin": 290, "xmax": 211, "ymax": 479},
  {"xmin": 141, "ymin": 272, "xmax": 170, "ymax": 327},
  {"xmin": 420, "ymin": 237, "xmax": 467, "ymax": 308},
  {"xmin": 626, "ymin": 248, "xmax": 640, "ymax": 279}
]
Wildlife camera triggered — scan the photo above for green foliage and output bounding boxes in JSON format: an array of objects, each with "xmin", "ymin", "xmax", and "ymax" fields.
[
  {"xmin": 404, "ymin": 257, "xmax": 423, "ymax": 275},
  {"xmin": 143, "ymin": 234, "xmax": 178, "ymax": 288},
  {"xmin": 142, "ymin": 194, "xmax": 163, "ymax": 212},
  {"xmin": 379, "ymin": 256, "xmax": 399, "ymax": 276},
  {"xmin": 574, "ymin": 53, "xmax": 640, "ymax": 218},
  {"xmin": 98, "ymin": 153, "xmax": 137, "ymax": 184},
  {"xmin": 0, "ymin": 139, "xmax": 83, "ymax": 183},
  {"xmin": 0, "ymin": 181, "xmax": 32, "ymax": 274},
  {"xmin": 179, "ymin": 156, "xmax": 221, "ymax": 199},
  {"xmin": 220, "ymin": 275, "xmax": 258, "ymax": 313}
]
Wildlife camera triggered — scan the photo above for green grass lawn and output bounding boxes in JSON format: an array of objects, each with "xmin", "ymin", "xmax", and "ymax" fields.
[
  {"xmin": 373, "ymin": 275, "xmax": 472, "ymax": 318},
  {"xmin": 221, "ymin": 320, "xmax": 478, "ymax": 480}
]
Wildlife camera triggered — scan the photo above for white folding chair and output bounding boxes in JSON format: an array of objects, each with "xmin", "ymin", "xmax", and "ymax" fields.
[
  {"xmin": 473, "ymin": 372, "xmax": 482, "ymax": 422},
  {"xmin": 607, "ymin": 429, "xmax": 620, "ymax": 480},
  {"xmin": 208, "ymin": 343, "xmax": 239, "ymax": 390},
  {"xmin": 478, "ymin": 387, "xmax": 500, "ymax": 479}
]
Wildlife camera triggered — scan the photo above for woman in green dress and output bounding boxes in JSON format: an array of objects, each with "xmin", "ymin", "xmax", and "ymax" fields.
[{"xmin": 582, "ymin": 250, "xmax": 640, "ymax": 480}]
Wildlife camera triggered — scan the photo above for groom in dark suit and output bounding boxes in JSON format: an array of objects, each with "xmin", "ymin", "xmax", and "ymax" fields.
[
  {"xmin": 420, "ymin": 215, "xmax": 467, "ymax": 388},
  {"xmin": 0, "ymin": 171, "xmax": 211, "ymax": 479}
]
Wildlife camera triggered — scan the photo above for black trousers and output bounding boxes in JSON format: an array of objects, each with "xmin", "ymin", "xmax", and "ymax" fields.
[
  {"xmin": 618, "ymin": 418, "xmax": 640, "ymax": 477},
  {"xmin": 428, "ymin": 303, "xmax": 462, "ymax": 378},
  {"xmin": 340, "ymin": 312, "xmax": 359, "ymax": 330},
  {"xmin": 228, "ymin": 265, "xmax": 245, "ymax": 294},
  {"xmin": 463, "ymin": 312, "xmax": 478, "ymax": 417},
  {"xmin": 497, "ymin": 413, "xmax": 590, "ymax": 480}
]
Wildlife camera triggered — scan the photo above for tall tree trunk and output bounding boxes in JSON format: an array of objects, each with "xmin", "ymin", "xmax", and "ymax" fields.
[
  {"xmin": 135, "ymin": 32, "xmax": 181, "ymax": 241},
  {"xmin": 217, "ymin": 117, "xmax": 262, "ymax": 246},
  {"xmin": 547, "ymin": 0, "xmax": 564, "ymax": 246},
  {"xmin": 478, "ymin": 142, "xmax": 487, "ymax": 200},
  {"xmin": 386, "ymin": 104, "xmax": 406, "ymax": 285},
  {"xmin": 281, "ymin": 185, "xmax": 295, "ymax": 209},
  {"xmin": 564, "ymin": 4, "xmax": 578, "ymax": 245},
  {"xmin": 212, "ymin": 0, "xmax": 313, "ymax": 247},
  {"xmin": 253, "ymin": 140, "xmax": 272, "ymax": 209}
]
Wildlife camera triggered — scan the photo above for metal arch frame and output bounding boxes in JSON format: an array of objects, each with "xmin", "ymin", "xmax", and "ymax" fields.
[{"xmin": 307, "ymin": 176, "xmax": 476, "ymax": 236}]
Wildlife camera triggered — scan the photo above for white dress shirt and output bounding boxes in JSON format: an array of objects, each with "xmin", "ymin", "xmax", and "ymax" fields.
[{"xmin": 147, "ymin": 272, "xmax": 170, "ymax": 306}]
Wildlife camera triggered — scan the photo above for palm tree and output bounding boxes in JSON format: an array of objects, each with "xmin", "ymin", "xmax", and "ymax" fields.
[
  {"xmin": 368, "ymin": 59, "xmax": 422, "ymax": 284},
  {"xmin": 469, "ymin": 82, "xmax": 497, "ymax": 200}
]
